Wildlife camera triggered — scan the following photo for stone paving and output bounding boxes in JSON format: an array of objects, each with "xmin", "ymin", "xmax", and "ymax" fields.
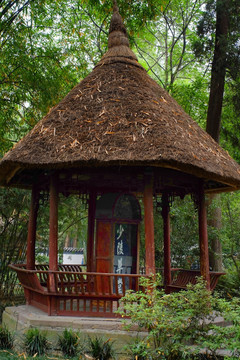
[
  {"xmin": 2, "ymin": 305, "xmax": 146, "ymax": 357},
  {"xmin": 2, "ymin": 305, "xmax": 233, "ymax": 358}
]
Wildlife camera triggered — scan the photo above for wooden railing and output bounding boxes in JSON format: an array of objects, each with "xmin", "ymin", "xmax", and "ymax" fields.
[
  {"xmin": 9, "ymin": 264, "xmax": 146, "ymax": 317},
  {"xmin": 168, "ymin": 268, "xmax": 225, "ymax": 292},
  {"xmin": 9, "ymin": 264, "xmax": 225, "ymax": 317}
]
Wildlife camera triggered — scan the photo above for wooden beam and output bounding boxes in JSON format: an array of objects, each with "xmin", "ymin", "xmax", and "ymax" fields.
[
  {"xmin": 144, "ymin": 173, "xmax": 155, "ymax": 275},
  {"xmin": 198, "ymin": 182, "xmax": 211, "ymax": 290},
  {"xmin": 87, "ymin": 191, "xmax": 96, "ymax": 272},
  {"xmin": 162, "ymin": 192, "xmax": 171, "ymax": 289},
  {"xmin": 26, "ymin": 185, "xmax": 40, "ymax": 270},
  {"xmin": 49, "ymin": 174, "xmax": 59, "ymax": 298}
]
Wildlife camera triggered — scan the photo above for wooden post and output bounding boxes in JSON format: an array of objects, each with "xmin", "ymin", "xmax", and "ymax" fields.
[
  {"xmin": 198, "ymin": 182, "xmax": 211, "ymax": 290},
  {"xmin": 144, "ymin": 172, "xmax": 155, "ymax": 275},
  {"xmin": 26, "ymin": 184, "xmax": 39, "ymax": 270},
  {"xmin": 162, "ymin": 192, "xmax": 171, "ymax": 289},
  {"xmin": 87, "ymin": 191, "xmax": 96, "ymax": 272},
  {"xmin": 49, "ymin": 174, "xmax": 59, "ymax": 297}
]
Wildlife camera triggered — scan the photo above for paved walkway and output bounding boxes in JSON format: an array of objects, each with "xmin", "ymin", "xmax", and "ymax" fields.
[
  {"xmin": 2, "ymin": 305, "xmax": 232, "ymax": 358},
  {"xmin": 3, "ymin": 305, "xmax": 146, "ymax": 357}
]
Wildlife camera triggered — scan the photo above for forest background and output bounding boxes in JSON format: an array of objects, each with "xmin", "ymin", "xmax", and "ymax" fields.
[{"xmin": 1, "ymin": 0, "xmax": 240, "ymax": 303}]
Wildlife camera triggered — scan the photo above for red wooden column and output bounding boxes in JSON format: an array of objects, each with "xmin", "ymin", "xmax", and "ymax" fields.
[
  {"xmin": 87, "ymin": 191, "xmax": 96, "ymax": 272},
  {"xmin": 26, "ymin": 184, "xmax": 40, "ymax": 270},
  {"xmin": 162, "ymin": 192, "xmax": 171, "ymax": 289},
  {"xmin": 144, "ymin": 173, "xmax": 156, "ymax": 275},
  {"xmin": 49, "ymin": 174, "xmax": 59, "ymax": 296},
  {"xmin": 198, "ymin": 182, "xmax": 211, "ymax": 290}
]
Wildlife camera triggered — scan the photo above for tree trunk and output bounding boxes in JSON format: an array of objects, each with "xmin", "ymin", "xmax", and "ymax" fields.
[
  {"xmin": 206, "ymin": 0, "xmax": 229, "ymax": 142},
  {"xmin": 206, "ymin": 0, "xmax": 229, "ymax": 271}
]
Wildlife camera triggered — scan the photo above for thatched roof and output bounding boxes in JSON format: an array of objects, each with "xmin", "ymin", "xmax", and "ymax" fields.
[{"xmin": 1, "ymin": 2, "xmax": 240, "ymax": 191}]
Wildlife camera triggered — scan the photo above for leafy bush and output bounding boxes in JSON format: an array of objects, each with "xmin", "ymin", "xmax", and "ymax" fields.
[
  {"xmin": 215, "ymin": 265, "xmax": 240, "ymax": 298},
  {"xmin": 126, "ymin": 337, "xmax": 150, "ymax": 360},
  {"xmin": 87, "ymin": 336, "xmax": 115, "ymax": 360},
  {"xmin": 58, "ymin": 328, "xmax": 81, "ymax": 357},
  {"xmin": 0, "ymin": 326, "xmax": 14, "ymax": 350},
  {"xmin": 117, "ymin": 276, "xmax": 240, "ymax": 359},
  {"xmin": 24, "ymin": 328, "xmax": 50, "ymax": 356}
]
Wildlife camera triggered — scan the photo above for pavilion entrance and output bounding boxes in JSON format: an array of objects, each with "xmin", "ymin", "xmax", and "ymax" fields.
[{"xmin": 95, "ymin": 193, "xmax": 141, "ymax": 294}]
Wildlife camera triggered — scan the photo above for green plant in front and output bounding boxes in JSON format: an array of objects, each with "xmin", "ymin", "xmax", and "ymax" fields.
[
  {"xmin": 0, "ymin": 326, "xmax": 14, "ymax": 350},
  {"xmin": 24, "ymin": 328, "xmax": 50, "ymax": 356},
  {"xmin": 117, "ymin": 276, "xmax": 240, "ymax": 359},
  {"xmin": 126, "ymin": 337, "xmax": 151, "ymax": 360},
  {"xmin": 58, "ymin": 328, "xmax": 82, "ymax": 358},
  {"xmin": 87, "ymin": 336, "xmax": 115, "ymax": 360}
]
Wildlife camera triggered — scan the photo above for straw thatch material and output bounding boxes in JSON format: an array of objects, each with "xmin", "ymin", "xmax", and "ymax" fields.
[{"xmin": 1, "ymin": 3, "xmax": 240, "ymax": 190}]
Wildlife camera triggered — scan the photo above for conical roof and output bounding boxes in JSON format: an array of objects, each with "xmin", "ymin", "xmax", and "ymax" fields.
[{"xmin": 1, "ymin": 2, "xmax": 240, "ymax": 191}]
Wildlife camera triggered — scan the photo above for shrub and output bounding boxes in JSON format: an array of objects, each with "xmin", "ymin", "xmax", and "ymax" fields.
[
  {"xmin": 87, "ymin": 336, "xmax": 115, "ymax": 360},
  {"xmin": 0, "ymin": 326, "xmax": 14, "ymax": 350},
  {"xmin": 24, "ymin": 328, "xmax": 50, "ymax": 356},
  {"xmin": 117, "ymin": 276, "xmax": 240, "ymax": 359},
  {"xmin": 126, "ymin": 337, "xmax": 150, "ymax": 360},
  {"xmin": 58, "ymin": 328, "xmax": 81, "ymax": 357}
]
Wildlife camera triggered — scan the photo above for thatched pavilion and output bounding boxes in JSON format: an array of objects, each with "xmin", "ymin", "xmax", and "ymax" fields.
[{"xmin": 1, "ymin": 2, "xmax": 240, "ymax": 317}]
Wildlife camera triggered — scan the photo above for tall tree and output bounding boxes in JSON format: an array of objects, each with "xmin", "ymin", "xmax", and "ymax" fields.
[
  {"xmin": 206, "ymin": 0, "xmax": 229, "ymax": 142},
  {"xmin": 195, "ymin": 0, "xmax": 240, "ymax": 270},
  {"xmin": 206, "ymin": 0, "xmax": 229, "ymax": 271}
]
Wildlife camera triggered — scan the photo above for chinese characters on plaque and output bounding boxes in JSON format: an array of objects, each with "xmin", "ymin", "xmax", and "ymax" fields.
[{"xmin": 114, "ymin": 224, "xmax": 131, "ymax": 293}]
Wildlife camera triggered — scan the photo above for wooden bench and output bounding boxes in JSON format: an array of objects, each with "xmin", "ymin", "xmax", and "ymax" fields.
[
  {"xmin": 16, "ymin": 271, "xmax": 46, "ymax": 294},
  {"xmin": 35, "ymin": 264, "xmax": 83, "ymax": 286},
  {"xmin": 167, "ymin": 269, "xmax": 225, "ymax": 292}
]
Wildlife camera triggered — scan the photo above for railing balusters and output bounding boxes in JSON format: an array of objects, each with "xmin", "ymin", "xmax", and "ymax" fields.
[
  {"xmin": 9, "ymin": 264, "xmax": 149, "ymax": 317},
  {"xmin": 80, "ymin": 274, "xmax": 84, "ymax": 294},
  {"xmin": 100, "ymin": 275, "xmax": 104, "ymax": 295},
  {"xmin": 115, "ymin": 275, "xmax": 119, "ymax": 296},
  {"xmin": 129, "ymin": 276, "xmax": 132, "ymax": 291},
  {"xmin": 122, "ymin": 276, "xmax": 126, "ymax": 295},
  {"xmin": 108, "ymin": 275, "xmax": 112, "ymax": 295},
  {"xmin": 74, "ymin": 273, "xmax": 78, "ymax": 294}
]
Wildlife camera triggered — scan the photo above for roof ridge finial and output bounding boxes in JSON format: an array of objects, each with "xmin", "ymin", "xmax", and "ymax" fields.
[
  {"xmin": 113, "ymin": 0, "xmax": 119, "ymax": 13},
  {"xmin": 108, "ymin": 0, "xmax": 129, "ymax": 49}
]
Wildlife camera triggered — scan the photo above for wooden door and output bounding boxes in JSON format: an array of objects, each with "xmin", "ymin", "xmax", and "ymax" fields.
[{"xmin": 95, "ymin": 220, "xmax": 113, "ymax": 294}]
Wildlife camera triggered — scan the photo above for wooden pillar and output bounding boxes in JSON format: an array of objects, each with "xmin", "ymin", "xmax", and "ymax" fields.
[
  {"xmin": 198, "ymin": 182, "xmax": 211, "ymax": 290},
  {"xmin": 87, "ymin": 191, "xmax": 96, "ymax": 272},
  {"xmin": 144, "ymin": 172, "xmax": 155, "ymax": 275},
  {"xmin": 49, "ymin": 174, "xmax": 58, "ymax": 295},
  {"xmin": 26, "ymin": 185, "xmax": 40, "ymax": 270},
  {"xmin": 162, "ymin": 192, "xmax": 171, "ymax": 288}
]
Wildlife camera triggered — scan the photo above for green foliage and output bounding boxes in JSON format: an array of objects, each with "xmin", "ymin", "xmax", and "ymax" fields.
[
  {"xmin": 220, "ymin": 81, "xmax": 240, "ymax": 162},
  {"xmin": 117, "ymin": 277, "xmax": 240, "ymax": 359},
  {"xmin": 24, "ymin": 328, "xmax": 50, "ymax": 357},
  {"xmin": 0, "ymin": 327, "xmax": 14, "ymax": 350},
  {"xmin": 216, "ymin": 192, "xmax": 240, "ymax": 296},
  {"xmin": 132, "ymin": 0, "xmax": 205, "ymax": 90},
  {"xmin": 126, "ymin": 337, "xmax": 150, "ymax": 360},
  {"xmin": 170, "ymin": 77, "xmax": 209, "ymax": 129},
  {"xmin": 35, "ymin": 194, "xmax": 88, "ymax": 263},
  {"xmin": 87, "ymin": 336, "xmax": 115, "ymax": 360},
  {"xmin": 58, "ymin": 328, "xmax": 81, "ymax": 358},
  {"xmin": 154, "ymin": 196, "xmax": 199, "ymax": 270},
  {"xmin": 0, "ymin": 0, "xmax": 162, "ymax": 156},
  {"xmin": 0, "ymin": 188, "xmax": 29, "ymax": 299},
  {"xmin": 58, "ymin": 195, "xmax": 88, "ymax": 256}
]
